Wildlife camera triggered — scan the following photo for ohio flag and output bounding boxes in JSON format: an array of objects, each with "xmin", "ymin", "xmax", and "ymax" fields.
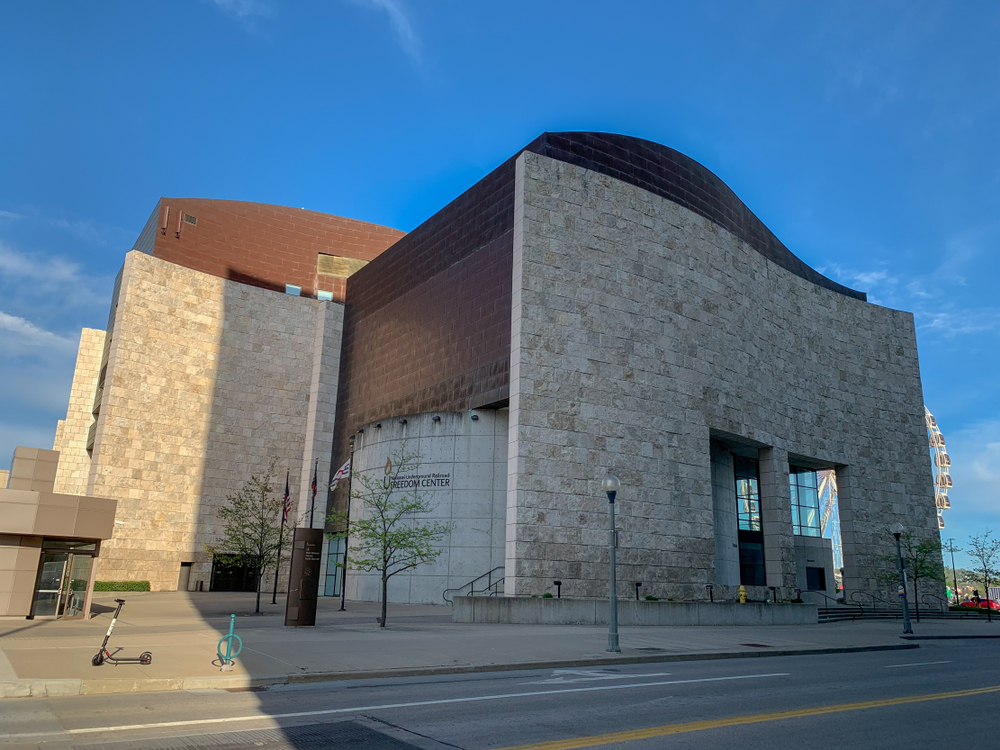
[{"xmin": 332, "ymin": 458, "xmax": 351, "ymax": 484}]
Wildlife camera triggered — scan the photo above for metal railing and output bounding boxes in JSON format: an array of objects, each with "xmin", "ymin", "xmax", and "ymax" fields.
[
  {"xmin": 920, "ymin": 592, "xmax": 950, "ymax": 613},
  {"xmin": 851, "ymin": 590, "xmax": 902, "ymax": 614},
  {"xmin": 443, "ymin": 566, "xmax": 505, "ymax": 605}
]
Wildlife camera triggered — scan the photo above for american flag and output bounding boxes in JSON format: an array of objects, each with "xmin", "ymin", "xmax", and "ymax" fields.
[
  {"xmin": 282, "ymin": 470, "xmax": 291, "ymax": 525},
  {"xmin": 311, "ymin": 458, "xmax": 318, "ymax": 506}
]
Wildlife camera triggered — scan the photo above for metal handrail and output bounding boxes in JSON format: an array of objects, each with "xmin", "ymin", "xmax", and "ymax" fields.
[
  {"xmin": 797, "ymin": 589, "xmax": 856, "ymax": 614},
  {"xmin": 851, "ymin": 590, "xmax": 902, "ymax": 613},
  {"xmin": 443, "ymin": 566, "xmax": 505, "ymax": 605},
  {"xmin": 920, "ymin": 592, "xmax": 950, "ymax": 612}
]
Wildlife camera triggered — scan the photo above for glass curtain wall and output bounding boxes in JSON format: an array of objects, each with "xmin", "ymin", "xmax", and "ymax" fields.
[
  {"xmin": 734, "ymin": 456, "xmax": 766, "ymax": 586},
  {"xmin": 790, "ymin": 467, "xmax": 821, "ymax": 536}
]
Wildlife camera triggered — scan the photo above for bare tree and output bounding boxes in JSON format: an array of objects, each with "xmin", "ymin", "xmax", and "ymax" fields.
[
  {"xmin": 205, "ymin": 460, "xmax": 294, "ymax": 614},
  {"xmin": 962, "ymin": 530, "xmax": 1000, "ymax": 622},
  {"xmin": 327, "ymin": 445, "xmax": 451, "ymax": 627}
]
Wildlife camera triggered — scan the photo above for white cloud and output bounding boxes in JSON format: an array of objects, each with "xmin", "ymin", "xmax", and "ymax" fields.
[
  {"xmin": 0, "ymin": 311, "xmax": 77, "ymax": 353},
  {"xmin": 353, "ymin": 0, "xmax": 423, "ymax": 67},
  {"xmin": 212, "ymin": 0, "xmax": 272, "ymax": 19},
  {"xmin": 0, "ymin": 240, "xmax": 111, "ymax": 312}
]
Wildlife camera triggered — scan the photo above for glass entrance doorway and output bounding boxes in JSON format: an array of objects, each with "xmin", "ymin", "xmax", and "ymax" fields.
[{"xmin": 30, "ymin": 540, "xmax": 97, "ymax": 619}]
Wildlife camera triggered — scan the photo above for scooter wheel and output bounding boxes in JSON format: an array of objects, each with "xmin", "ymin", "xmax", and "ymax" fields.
[
  {"xmin": 92, "ymin": 652, "xmax": 105, "ymax": 666},
  {"xmin": 140, "ymin": 652, "xmax": 152, "ymax": 665}
]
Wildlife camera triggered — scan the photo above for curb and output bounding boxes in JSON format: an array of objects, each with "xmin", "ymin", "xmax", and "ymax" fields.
[{"xmin": 0, "ymin": 643, "xmax": 917, "ymax": 699}]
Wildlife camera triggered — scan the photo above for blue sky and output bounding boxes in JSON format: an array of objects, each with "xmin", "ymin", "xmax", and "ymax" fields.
[{"xmin": 1, "ymin": 1, "xmax": 997, "ymax": 566}]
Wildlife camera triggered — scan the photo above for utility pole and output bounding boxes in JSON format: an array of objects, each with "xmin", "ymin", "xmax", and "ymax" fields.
[{"xmin": 945, "ymin": 539, "xmax": 960, "ymax": 605}]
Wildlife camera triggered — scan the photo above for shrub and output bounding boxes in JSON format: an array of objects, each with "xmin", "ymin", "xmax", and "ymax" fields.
[
  {"xmin": 542, "ymin": 592, "xmax": 553, "ymax": 598},
  {"xmin": 94, "ymin": 581, "xmax": 151, "ymax": 592},
  {"xmin": 644, "ymin": 595, "xmax": 659, "ymax": 601}
]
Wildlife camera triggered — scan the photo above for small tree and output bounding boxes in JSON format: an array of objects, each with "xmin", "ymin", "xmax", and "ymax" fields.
[
  {"xmin": 963, "ymin": 530, "xmax": 1000, "ymax": 622},
  {"xmin": 205, "ymin": 460, "xmax": 294, "ymax": 614},
  {"xmin": 877, "ymin": 527, "xmax": 944, "ymax": 621},
  {"xmin": 327, "ymin": 445, "xmax": 451, "ymax": 628}
]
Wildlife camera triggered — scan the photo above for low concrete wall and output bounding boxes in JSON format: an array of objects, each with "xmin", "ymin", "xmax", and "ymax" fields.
[{"xmin": 453, "ymin": 597, "xmax": 818, "ymax": 626}]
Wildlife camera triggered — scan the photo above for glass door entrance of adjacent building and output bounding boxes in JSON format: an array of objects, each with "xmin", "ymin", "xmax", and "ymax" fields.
[{"xmin": 30, "ymin": 541, "xmax": 97, "ymax": 619}]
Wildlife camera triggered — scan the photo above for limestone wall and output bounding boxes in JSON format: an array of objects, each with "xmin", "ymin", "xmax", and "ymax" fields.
[
  {"xmin": 506, "ymin": 150, "xmax": 938, "ymax": 601},
  {"xmin": 52, "ymin": 328, "xmax": 105, "ymax": 496},
  {"xmin": 87, "ymin": 251, "xmax": 342, "ymax": 591}
]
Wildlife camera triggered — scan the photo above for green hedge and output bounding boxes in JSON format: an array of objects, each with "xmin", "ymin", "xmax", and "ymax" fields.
[{"xmin": 93, "ymin": 580, "xmax": 151, "ymax": 592}]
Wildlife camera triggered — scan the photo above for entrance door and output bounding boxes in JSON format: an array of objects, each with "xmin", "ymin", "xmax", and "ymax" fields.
[
  {"xmin": 30, "ymin": 541, "xmax": 98, "ymax": 619},
  {"xmin": 30, "ymin": 553, "xmax": 68, "ymax": 617},
  {"xmin": 61, "ymin": 554, "xmax": 94, "ymax": 619}
]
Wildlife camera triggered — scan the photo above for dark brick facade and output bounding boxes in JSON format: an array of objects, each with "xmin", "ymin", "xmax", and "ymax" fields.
[
  {"xmin": 526, "ymin": 133, "xmax": 866, "ymax": 302},
  {"xmin": 331, "ymin": 157, "xmax": 516, "ymax": 468},
  {"xmin": 149, "ymin": 198, "xmax": 404, "ymax": 302}
]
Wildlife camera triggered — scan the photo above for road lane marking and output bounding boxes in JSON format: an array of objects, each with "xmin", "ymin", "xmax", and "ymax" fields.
[
  {"xmin": 527, "ymin": 670, "xmax": 674, "ymax": 685},
  {"xmin": 493, "ymin": 684, "xmax": 1000, "ymax": 750},
  {"xmin": 884, "ymin": 660, "xmax": 953, "ymax": 669},
  {"xmin": 0, "ymin": 672, "xmax": 788, "ymax": 740}
]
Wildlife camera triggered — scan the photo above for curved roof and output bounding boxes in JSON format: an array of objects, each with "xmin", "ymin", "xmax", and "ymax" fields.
[{"xmin": 525, "ymin": 132, "xmax": 865, "ymax": 301}]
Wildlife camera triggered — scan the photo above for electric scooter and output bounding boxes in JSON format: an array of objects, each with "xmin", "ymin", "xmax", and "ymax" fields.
[{"xmin": 91, "ymin": 598, "xmax": 152, "ymax": 666}]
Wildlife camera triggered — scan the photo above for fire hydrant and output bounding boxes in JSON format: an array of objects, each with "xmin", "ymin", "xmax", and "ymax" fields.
[{"xmin": 738, "ymin": 585, "xmax": 748, "ymax": 604}]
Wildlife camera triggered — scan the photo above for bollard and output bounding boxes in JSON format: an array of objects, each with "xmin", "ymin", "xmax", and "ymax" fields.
[{"xmin": 217, "ymin": 614, "xmax": 243, "ymax": 672}]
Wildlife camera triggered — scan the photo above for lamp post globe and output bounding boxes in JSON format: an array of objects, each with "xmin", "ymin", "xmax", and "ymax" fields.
[
  {"xmin": 889, "ymin": 522, "xmax": 913, "ymax": 634},
  {"xmin": 603, "ymin": 473, "xmax": 621, "ymax": 652},
  {"xmin": 602, "ymin": 474, "xmax": 621, "ymax": 499}
]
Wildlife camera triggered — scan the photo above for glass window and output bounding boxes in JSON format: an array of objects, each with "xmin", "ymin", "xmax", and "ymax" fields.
[
  {"xmin": 734, "ymin": 456, "xmax": 761, "ymax": 532},
  {"xmin": 324, "ymin": 537, "xmax": 346, "ymax": 597},
  {"xmin": 790, "ymin": 467, "xmax": 822, "ymax": 536}
]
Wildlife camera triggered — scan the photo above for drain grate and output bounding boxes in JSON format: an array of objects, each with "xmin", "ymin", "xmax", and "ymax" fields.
[
  {"xmin": 635, "ymin": 647, "xmax": 666, "ymax": 652},
  {"xmin": 739, "ymin": 643, "xmax": 774, "ymax": 648}
]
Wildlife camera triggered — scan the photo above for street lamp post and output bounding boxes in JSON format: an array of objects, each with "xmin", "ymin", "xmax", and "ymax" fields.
[
  {"xmin": 602, "ymin": 474, "xmax": 621, "ymax": 653},
  {"xmin": 890, "ymin": 522, "xmax": 914, "ymax": 634}
]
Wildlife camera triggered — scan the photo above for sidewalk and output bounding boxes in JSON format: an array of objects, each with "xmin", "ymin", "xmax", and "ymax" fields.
[{"xmin": 1, "ymin": 592, "xmax": 991, "ymax": 699}]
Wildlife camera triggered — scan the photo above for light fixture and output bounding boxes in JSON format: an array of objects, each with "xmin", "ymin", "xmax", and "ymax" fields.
[
  {"xmin": 375, "ymin": 423, "xmax": 381, "ymax": 429},
  {"xmin": 470, "ymin": 414, "xmax": 479, "ymax": 421},
  {"xmin": 432, "ymin": 415, "xmax": 441, "ymax": 422},
  {"xmin": 357, "ymin": 428, "xmax": 364, "ymax": 434},
  {"xmin": 602, "ymin": 473, "xmax": 622, "ymax": 652},
  {"xmin": 399, "ymin": 419, "xmax": 407, "ymax": 425}
]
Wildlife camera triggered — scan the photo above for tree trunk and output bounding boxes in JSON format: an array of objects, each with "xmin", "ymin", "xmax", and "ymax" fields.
[
  {"xmin": 255, "ymin": 569, "xmax": 262, "ymax": 614},
  {"xmin": 913, "ymin": 578, "xmax": 920, "ymax": 622},
  {"xmin": 380, "ymin": 574, "xmax": 388, "ymax": 628}
]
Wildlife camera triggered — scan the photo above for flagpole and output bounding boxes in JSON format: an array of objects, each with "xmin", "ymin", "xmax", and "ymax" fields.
[
  {"xmin": 339, "ymin": 439, "xmax": 355, "ymax": 612},
  {"xmin": 273, "ymin": 469, "xmax": 289, "ymax": 605},
  {"xmin": 309, "ymin": 458, "xmax": 318, "ymax": 528}
]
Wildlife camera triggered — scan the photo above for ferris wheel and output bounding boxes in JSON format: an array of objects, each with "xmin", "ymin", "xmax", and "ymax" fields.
[
  {"xmin": 924, "ymin": 406, "xmax": 951, "ymax": 529},
  {"xmin": 818, "ymin": 470, "xmax": 843, "ymax": 571}
]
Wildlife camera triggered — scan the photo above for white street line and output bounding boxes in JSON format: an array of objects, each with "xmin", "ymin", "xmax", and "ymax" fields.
[
  {"xmin": 0, "ymin": 671, "xmax": 790, "ymax": 740},
  {"xmin": 526, "ymin": 670, "xmax": 674, "ymax": 685},
  {"xmin": 884, "ymin": 661, "xmax": 953, "ymax": 669}
]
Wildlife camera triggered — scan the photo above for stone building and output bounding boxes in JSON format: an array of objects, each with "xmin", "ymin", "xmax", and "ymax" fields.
[
  {"xmin": 49, "ymin": 198, "xmax": 402, "ymax": 593},
  {"xmin": 329, "ymin": 133, "xmax": 941, "ymax": 605},
  {"xmin": 21, "ymin": 131, "xmax": 940, "ymax": 612}
]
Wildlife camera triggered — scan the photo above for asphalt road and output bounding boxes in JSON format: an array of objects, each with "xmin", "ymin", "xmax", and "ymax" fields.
[{"xmin": 1, "ymin": 638, "xmax": 997, "ymax": 750}]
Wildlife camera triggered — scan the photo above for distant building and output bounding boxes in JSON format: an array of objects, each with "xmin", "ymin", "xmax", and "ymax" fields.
[{"xmin": 10, "ymin": 133, "xmax": 940, "ymax": 618}]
